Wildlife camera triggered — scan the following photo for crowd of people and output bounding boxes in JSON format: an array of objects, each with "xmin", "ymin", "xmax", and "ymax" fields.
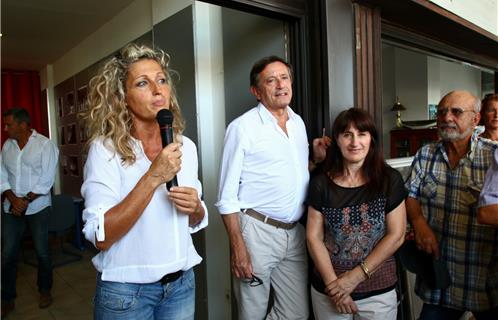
[{"xmin": 2, "ymin": 42, "xmax": 497, "ymax": 320}]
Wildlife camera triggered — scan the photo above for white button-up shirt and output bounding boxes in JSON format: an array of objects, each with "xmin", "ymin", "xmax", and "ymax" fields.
[
  {"xmin": 216, "ymin": 103, "xmax": 310, "ymax": 223},
  {"xmin": 81, "ymin": 136, "xmax": 208, "ymax": 283},
  {"xmin": 1, "ymin": 130, "xmax": 59, "ymax": 215}
]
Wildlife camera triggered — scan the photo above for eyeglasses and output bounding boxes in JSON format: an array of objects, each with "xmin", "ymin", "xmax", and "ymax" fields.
[
  {"xmin": 436, "ymin": 107, "xmax": 476, "ymax": 118},
  {"xmin": 243, "ymin": 274, "xmax": 263, "ymax": 287}
]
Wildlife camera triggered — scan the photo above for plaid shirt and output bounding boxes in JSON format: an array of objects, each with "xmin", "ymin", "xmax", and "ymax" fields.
[{"xmin": 405, "ymin": 135, "xmax": 498, "ymax": 311}]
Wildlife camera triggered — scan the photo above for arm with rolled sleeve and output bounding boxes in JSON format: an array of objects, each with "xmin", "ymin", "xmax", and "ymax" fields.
[
  {"xmin": 216, "ymin": 121, "xmax": 248, "ymax": 215},
  {"xmin": 81, "ymin": 141, "xmax": 122, "ymax": 248},
  {"xmin": 478, "ymin": 148, "xmax": 498, "ymax": 227},
  {"xmin": 216, "ymin": 121, "xmax": 253, "ymax": 279},
  {"xmin": 405, "ymin": 149, "xmax": 440, "ymax": 256}
]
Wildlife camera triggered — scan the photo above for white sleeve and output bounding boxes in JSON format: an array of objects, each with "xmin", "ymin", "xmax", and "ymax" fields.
[
  {"xmin": 81, "ymin": 140, "xmax": 121, "ymax": 247},
  {"xmin": 215, "ymin": 121, "xmax": 248, "ymax": 215},
  {"xmin": 31, "ymin": 139, "xmax": 59, "ymax": 195},
  {"xmin": 0, "ymin": 144, "xmax": 12, "ymax": 193},
  {"xmin": 181, "ymin": 137, "xmax": 208, "ymax": 233}
]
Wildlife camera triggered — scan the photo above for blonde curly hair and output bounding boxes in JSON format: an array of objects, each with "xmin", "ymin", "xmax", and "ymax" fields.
[{"xmin": 84, "ymin": 43, "xmax": 185, "ymax": 165}]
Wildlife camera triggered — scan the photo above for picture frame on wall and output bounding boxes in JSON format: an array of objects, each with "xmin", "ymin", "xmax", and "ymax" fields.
[
  {"xmin": 428, "ymin": 104, "xmax": 437, "ymax": 120},
  {"xmin": 77, "ymin": 86, "xmax": 88, "ymax": 112},
  {"xmin": 65, "ymin": 92, "xmax": 75, "ymax": 115}
]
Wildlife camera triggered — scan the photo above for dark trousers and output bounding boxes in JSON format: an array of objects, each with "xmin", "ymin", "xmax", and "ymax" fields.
[
  {"xmin": 420, "ymin": 303, "xmax": 498, "ymax": 320},
  {"xmin": 1, "ymin": 207, "xmax": 53, "ymax": 301}
]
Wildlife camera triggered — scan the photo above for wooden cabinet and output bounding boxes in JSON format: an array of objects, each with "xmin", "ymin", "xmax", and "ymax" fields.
[{"xmin": 390, "ymin": 128, "xmax": 439, "ymax": 158}]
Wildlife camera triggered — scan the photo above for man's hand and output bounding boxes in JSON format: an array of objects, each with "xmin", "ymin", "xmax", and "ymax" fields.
[
  {"xmin": 10, "ymin": 195, "xmax": 29, "ymax": 216},
  {"xmin": 406, "ymin": 197, "xmax": 440, "ymax": 257},
  {"xmin": 412, "ymin": 218, "xmax": 440, "ymax": 258},
  {"xmin": 230, "ymin": 240, "xmax": 253, "ymax": 280},
  {"xmin": 312, "ymin": 135, "xmax": 331, "ymax": 164},
  {"xmin": 221, "ymin": 213, "xmax": 253, "ymax": 280}
]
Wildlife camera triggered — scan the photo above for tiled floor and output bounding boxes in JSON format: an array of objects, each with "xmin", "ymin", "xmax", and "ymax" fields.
[{"xmin": 5, "ymin": 248, "xmax": 97, "ymax": 320}]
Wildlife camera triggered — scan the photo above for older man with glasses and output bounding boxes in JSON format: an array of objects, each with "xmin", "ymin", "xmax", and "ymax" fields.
[{"xmin": 405, "ymin": 90, "xmax": 498, "ymax": 319}]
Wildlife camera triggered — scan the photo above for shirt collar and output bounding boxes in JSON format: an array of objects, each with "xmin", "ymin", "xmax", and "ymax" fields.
[
  {"xmin": 256, "ymin": 102, "xmax": 296, "ymax": 125},
  {"xmin": 11, "ymin": 129, "xmax": 37, "ymax": 146},
  {"xmin": 29, "ymin": 129, "xmax": 38, "ymax": 139},
  {"xmin": 436, "ymin": 131, "xmax": 479, "ymax": 161}
]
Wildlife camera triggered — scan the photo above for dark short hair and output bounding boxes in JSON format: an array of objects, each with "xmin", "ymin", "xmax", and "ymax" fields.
[
  {"xmin": 3, "ymin": 107, "xmax": 31, "ymax": 126},
  {"xmin": 249, "ymin": 56, "xmax": 293, "ymax": 87},
  {"xmin": 323, "ymin": 107, "xmax": 387, "ymax": 191}
]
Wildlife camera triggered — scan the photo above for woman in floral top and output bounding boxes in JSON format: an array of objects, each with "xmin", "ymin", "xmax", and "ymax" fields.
[{"xmin": 306, "ymin": 108, "xmax": 407, "ymax": 319}]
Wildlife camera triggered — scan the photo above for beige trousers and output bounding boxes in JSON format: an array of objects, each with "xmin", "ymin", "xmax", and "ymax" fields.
[
  {"xmin": 233, "ymin": 213, "xmax": 309, "ymax": 320},
  {"xmin": 311, "ymin": 286, "xmax": 397, "ymax": 320}
]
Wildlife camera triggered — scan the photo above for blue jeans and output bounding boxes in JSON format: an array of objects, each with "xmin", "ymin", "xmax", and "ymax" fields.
[
  {"xmin": 1, "ymin": 208, "xmax": 53, "ymax": 301},
  {"xmin": 420, "ymin": 303, "xmax": 498, "ymax": 320},
  {"xmin": 94, "ymin": 268, "xmax": 195, "ymax": 320}
]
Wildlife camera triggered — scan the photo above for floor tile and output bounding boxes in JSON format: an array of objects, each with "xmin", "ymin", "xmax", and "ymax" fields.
[{"xmin": 5, "ymin": 247, "xmax": 96, "ymax": 320}]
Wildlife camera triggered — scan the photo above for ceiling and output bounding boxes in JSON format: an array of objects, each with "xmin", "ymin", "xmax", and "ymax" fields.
[{"xmin": 1, "ymin": 0, "xmax": 137, "ymax": 71}]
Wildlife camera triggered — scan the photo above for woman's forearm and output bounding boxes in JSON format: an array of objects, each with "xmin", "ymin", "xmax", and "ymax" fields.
[{"xmin": 96, "ymin": 172, "xmax": 158, "ymax": 250}]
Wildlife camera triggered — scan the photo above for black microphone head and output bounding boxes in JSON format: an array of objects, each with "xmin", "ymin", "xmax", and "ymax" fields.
[{"xmin": 156, "ymin": 109, "xmax": 174, "ymax": 126}]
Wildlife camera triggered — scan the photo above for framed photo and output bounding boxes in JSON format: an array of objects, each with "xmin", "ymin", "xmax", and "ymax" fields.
[
  {"xmin": 77, "ymin": 86, "xmax": 88, "ymax": 112},
  {"xmin": 428, "ymin": 104, "xmax": 437, "ymax": 120}
]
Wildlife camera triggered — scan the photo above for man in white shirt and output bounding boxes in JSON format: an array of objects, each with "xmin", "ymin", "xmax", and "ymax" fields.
[
  {"xmin": 1, "ymin": 107, "xmax": 59, "ymax": 317},
  {"xmin": 216, "ymin": 56, "xmax": 329, "ymax": 319}
]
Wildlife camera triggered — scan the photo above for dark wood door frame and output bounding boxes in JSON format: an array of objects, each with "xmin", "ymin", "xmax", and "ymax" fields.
[
  {"xmin": 353, "ymin": 2, "xmax": 383, "ymax": 133},
  {"xmin": 200, "ymin": 0, "xmax": 328, "ymax": 140}
]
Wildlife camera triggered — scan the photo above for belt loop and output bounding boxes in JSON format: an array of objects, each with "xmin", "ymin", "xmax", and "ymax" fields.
[
  {"xmin": 241, "ymin": 209, "xmax": 247, "ymax": 214},
  {"xmin": 264, "ymin": 215, "xmax": 269, "ymax": 224}
]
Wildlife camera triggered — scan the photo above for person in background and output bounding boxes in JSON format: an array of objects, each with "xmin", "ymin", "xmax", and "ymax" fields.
[
  {"xmin": 306, "ymin": 107, "xmax": 406, "ymax": 319},
  {"xmin": 479, "ymin": 93, "xmax": 498, "ymax": 141},
  {"xmin": 81, "ymin": 43, "xmax": 207, "ymax": 320},
  {"xmin": 477, "ymin": 148, "xmax": 498, "ymax": 227},
  {"xmin": 216, "ymin": 56, "xmax": 330, "ymax": 320},
  {"xmin": 1, "ymin": 107, "xmax": 59, "ymax": 317},
  {"xmin": 405, "ymin": 90, "xmax": 497, "ymax": 319}
]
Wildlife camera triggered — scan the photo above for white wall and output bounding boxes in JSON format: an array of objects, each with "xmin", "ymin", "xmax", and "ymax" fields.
[
  {"xmin": 427, "ymin": 57, "xmax": 441, "ymax": 105},
  {"xmin": 48, "ymin": 0, "xmax": 193, "ymax": 88},
  {"xmin": 153, "ymin": 0, "xmax": 192, "ymax": 25},
  {"xmin": 437, "ymin": 58, "xmax": 482, "ymax": 98},
  {"xmin": 394, "ymin": 48, "xmax": 428, "ymax": 121},
  {"xmin": 193, "ymin": 3, "xmax": 230, "ymax": 319},
  {"xmin": 430, "ymin": 0, "xmax": 498, "ymax": 36},
  {"xmin": 52, "ymin": 0, "xmax": 154, "ymax": 86}
]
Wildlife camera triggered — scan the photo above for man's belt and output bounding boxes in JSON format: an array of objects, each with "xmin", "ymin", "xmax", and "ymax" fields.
[
  {"xmin": 159, "ymin": 270, "xmax": 183, "ymax": 285},
  {"xmin": 242, "ymin": 209, "xmax": 297, "ymax": 230}
]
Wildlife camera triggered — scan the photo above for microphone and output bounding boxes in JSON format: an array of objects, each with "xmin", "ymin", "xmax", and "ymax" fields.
[{"xmin": 156, "ymin": 109, "xmax": 178, "ymax": 190}]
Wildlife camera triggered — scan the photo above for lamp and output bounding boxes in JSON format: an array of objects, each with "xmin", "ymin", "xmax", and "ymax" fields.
[{"xmin": 391, "ymin": 97, "xmax": 406, "ymax": 128}]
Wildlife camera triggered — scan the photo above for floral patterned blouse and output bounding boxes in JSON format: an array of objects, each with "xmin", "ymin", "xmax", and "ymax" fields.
[{"xmin": 307, "ymin": 166, "xmax": 406, "ymax": 300}]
